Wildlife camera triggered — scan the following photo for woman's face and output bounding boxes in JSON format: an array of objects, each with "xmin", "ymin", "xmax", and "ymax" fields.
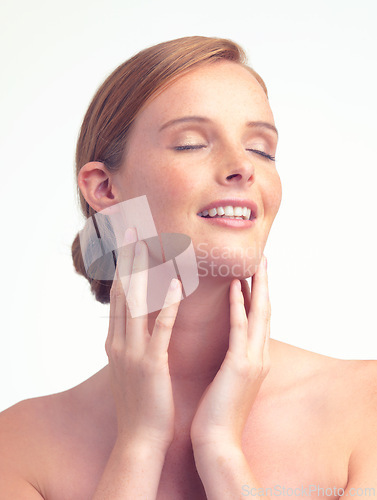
[{"xmin": 116, "ymin": 60, "xmax": 282, "ymax": 279}]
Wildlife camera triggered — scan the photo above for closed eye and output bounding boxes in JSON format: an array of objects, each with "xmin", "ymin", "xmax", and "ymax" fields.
[
  {"xmin": 174, "ymin": 145, "xmax": 207, "ymax": 151},
  {"xmin": 247, "ymin": 149, "xmax": 275, "ymax": 161}
]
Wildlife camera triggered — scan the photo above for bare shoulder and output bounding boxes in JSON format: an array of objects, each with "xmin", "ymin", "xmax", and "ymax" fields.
[
  {"xmin": 0, "ymin": 367, "xmax": 114, "ymax": 466},
  {"xmin": 0, "ymin": 367, "xmax": 115, "ymax": 499},
  {"xmin": 266, "ymin": 340, "xmax": 377, "ymax": 432},
  {"xmin": 329, "ymin": 358, "xmax": 377, "ymax": 487},
  {"xmin": 0, "ymin": 392, "xmax": 74, "ymax": 466},
  {"xmin": 267, "ymin": 340, "xmax": 377, "ymax": 484},
  {"xmin": 269, "ymin": 339, "xmax": 377, "ymax": 396},
  {"xmin": 0, "ymin": 395, "xmax": 51, "ymax": 453},
  {"xmin": 324, "ymin": 356, "xmax": 377, "ymax": 420},
  {"xmin": 0, "ymin": 396, "xmax": 57, "ymax": 498}
]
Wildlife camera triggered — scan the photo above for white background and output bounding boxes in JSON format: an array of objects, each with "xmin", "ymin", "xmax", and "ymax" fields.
[{"xmin": 1, "ymin": 0, "xmax": 376, "ymax": 412}]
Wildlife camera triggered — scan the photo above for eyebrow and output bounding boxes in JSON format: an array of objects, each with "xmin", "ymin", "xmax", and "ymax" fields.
[
  {"xmin": 159, "ymin": 116, "xmax": 210, "ymax": 131},
  {"xmin": 159, "ymin": 116, "xmax": 278, "ymax": 137},
  {"xmin": 246, "ymin": 121, "xmax": 279, "ymax": 138}
]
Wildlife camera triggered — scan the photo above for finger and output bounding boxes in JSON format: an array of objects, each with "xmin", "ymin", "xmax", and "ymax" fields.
[
  {"xmin": 240, "ymin": 278, "xmax": 251, "ymax": 315},
  {"xmin": 106, "ymin": 267, "xmax": 119, "ymax": 351},
  {"xmin": 109, "ymin": 228, "xmax": 137, "ymax": 349},
  {"xmin": 125, "ymin": 240, "xmax": 150, "ymax": 351},
  {"xmin": 263, "ymin": 303, "xmax": 271, "ymax": 363},
  {"xmin": 118, "ymin": 227, "xmax": 138, "ymax": 299},
  {"xmin": 148, "ymin": 278, "xmax": 182, "ymax": 357},
  {"xmin": 247, "ymin": 255, "xmax": 270, "ymax": 359},
  {"xmin": 228, "ymin": 279, "xmax": 248, "ymax": 357}
]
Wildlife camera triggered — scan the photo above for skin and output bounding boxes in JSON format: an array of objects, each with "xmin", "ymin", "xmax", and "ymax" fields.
[{"xmin": 1, "ymin": 61, "xmax": 377, "ymax": 499}]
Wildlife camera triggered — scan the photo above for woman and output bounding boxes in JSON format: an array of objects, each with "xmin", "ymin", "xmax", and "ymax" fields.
[{"xmin": 1, "ymin": 36, "xmax": 376, "ymax": 499}]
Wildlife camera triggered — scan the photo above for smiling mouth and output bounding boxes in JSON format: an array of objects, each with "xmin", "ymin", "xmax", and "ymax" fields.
[
  {"xmin": 198, "ymin": 213, "xmax": 254, "ymax": 221},
  {"xmin": 197, "ymin": 206, "xmax": 256, "ymax": 221}
]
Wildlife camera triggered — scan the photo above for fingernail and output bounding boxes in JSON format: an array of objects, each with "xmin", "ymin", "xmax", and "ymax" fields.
[
  {"xmin": 135, "ymin": 240, "xmax": 143, "ymax": 255},
  {"xmin": 235, "ymin": 280, "xmax": 241, "ymax": 291},
  {"xmin": 123, "ymin": 227, "xmax": 137, "ymax": 245},
  {"xmin": 169, "ymin": 278, "xmax": 179, "ymax": 290}
]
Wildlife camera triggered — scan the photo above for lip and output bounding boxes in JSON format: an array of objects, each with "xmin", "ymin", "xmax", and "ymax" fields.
[
  {"xmin": 197, "ymin": 198, "xmax": 259, "ymax": 219},
  {"xmin": 198, "ymin": 216, "xmax": 257, "ymax": 229}
]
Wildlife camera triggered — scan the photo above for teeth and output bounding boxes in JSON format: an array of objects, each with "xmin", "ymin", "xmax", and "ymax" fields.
[{"xmin": 198, "ymin": 205, "xmax": 254, "ymax": 220}]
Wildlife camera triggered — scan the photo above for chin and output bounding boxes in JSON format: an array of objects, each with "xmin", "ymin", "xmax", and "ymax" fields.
[{"xmin": 196, "ymin": 255, "xmax": 259, "ymax": 281}]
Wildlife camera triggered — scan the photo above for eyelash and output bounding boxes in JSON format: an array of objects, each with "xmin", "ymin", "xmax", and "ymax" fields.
[
  {"xmin": 174, "ymin": 145, "xmax": 206, "ymax": 151},
  {"xmin": 246, "ymin": 149, "xmax": 276, "ymax": 162},
  {"xmin": 174, "ymin": 145, "xmax": 275, "ymax": 162}
]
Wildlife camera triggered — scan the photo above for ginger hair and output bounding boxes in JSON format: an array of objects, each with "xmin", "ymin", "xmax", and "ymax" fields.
[{"xmin": 71, "ymin": 36, "xmax": 268, "ymax": 304}]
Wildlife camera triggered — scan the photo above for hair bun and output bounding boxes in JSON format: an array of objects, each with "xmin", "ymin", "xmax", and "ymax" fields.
[{"xmin": 71, "ymin": 231, "xmax": 112, "ymax": 304}]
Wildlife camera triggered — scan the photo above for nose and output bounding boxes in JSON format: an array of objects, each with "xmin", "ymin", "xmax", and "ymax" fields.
[{"xmin": 216, "ymin": 144, "xmax": 255, "ymax": 186}]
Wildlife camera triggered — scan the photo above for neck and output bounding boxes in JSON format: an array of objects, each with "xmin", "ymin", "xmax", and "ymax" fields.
[
  {"xmin": 147, "ymin": 277, "xmax": 233, "ymax": 426},
  {"xmin": 97, "ymin": 277, "xmax": 280, "ymax": 437},
  {"xmin": 149, "ymin": 277, "xmax": 231, "ymax": 378}
]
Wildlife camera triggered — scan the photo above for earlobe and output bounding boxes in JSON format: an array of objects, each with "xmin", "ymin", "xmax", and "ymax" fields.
[{"xmin": 77, "ymin": 161, "xmax": 117, "ymax": 213}]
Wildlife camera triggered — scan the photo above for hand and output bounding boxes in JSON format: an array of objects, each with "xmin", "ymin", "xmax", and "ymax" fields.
[
  {"xmin": 190, "ymin": 255, "xmax": 271, "ymax": 452},
  {"xmin": 105, "ymin": 227, "xmax": 182, "ymax": 453}
]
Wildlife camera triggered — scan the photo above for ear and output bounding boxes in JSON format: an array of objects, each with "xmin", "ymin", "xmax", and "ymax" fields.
[{"xmin": 77, "ymin": 162, "xmax": 122, "ymax": 213}]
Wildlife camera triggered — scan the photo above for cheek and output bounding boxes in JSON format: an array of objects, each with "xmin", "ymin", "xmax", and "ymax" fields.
[
  {"xmin": 124, "ymin": 164, "xmax": 198, "ymax": 229},
  {"xmin": 262, "ymin": 170, "xmax": 282, "ymax": 218},
  {"xmin": 150, "ymin": 166, "xmax": 201, "ymax": 205}
]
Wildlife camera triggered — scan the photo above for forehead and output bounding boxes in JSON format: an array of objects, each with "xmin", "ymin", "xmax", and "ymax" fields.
[{"xmin": 133, "ymin": 61, "xmax": 274, "ymax": 130}]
